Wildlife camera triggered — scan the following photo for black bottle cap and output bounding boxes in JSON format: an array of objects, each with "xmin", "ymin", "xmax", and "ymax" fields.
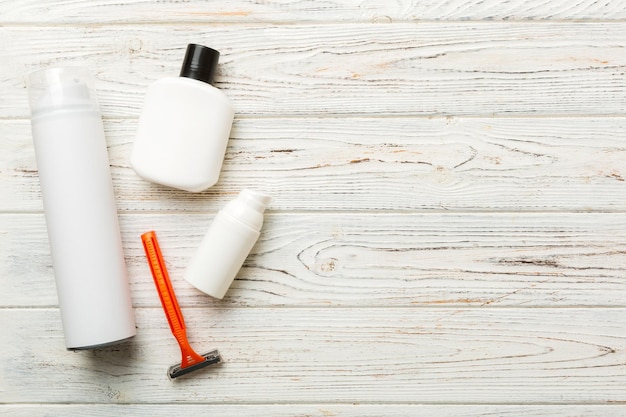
[{"xmin": 179, "ymin": 44, "xmax": 220, "ymax": 85}]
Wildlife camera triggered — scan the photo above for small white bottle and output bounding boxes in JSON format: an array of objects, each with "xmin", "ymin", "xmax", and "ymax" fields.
[
  {"xmin": 28, "ymin": 67, "xmax": 136, "ymax": 350},
  {"xmin": 131, "ymin": 44, "xmax": 235, "ymax": 192},
  {"xmin": 184, "ymin": 189, "xmax": 271, "ymax": 299}
]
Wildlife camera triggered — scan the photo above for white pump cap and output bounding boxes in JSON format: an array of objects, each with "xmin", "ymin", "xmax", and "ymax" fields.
[
  {"xmin": 184, "ymin": 189, "xmax": 271, "ymax": 299},
  {"xmin": 222, "ymin": 189, "xmax": 272, "ymax": 231}
]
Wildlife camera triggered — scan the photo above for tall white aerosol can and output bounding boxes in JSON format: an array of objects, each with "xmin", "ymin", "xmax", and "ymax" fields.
[{"xmin": 28, "ymin": 67, "xmax": 136, "ymax": 350}]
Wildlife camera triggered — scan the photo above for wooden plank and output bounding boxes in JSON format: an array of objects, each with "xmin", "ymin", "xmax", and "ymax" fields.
[
  {"xmin": 3, "ymin": 404, "xmax": 626, "ymax": 416},
  {"xmin": 1, "ymin": 307, "xmax": 624, "ymax": 403},
  {"xmin": 2, "ymin": 23, "xmax": 625, "ymax": 119},
  {"xmin": 3, "ymin": 212, "xmax": 625, "ymax": 308},
  {"xmin": 3, "ymin": 117, "xmax": 626, "ymax": 213},
  {"xmin": 2, "ymin": 0, "xmax": 626, "ymax": 23}
]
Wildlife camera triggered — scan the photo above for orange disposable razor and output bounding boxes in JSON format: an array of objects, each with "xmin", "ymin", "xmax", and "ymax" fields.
[{"xmin": 141, "ymin": 231, "xmax": 221, "ymax": 379}]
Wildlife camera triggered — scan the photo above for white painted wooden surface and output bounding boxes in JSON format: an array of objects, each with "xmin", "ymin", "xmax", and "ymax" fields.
[{"xmin": 1, "ymin": 1, "xmax": 625, "ymax": 415}]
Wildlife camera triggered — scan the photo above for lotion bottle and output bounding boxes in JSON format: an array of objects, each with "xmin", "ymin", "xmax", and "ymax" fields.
[
  {"xmin": 184, "ymin": 189, "xmax": 271, "ymax": 299},
  {"xmin": 131, "ymin": 44, "xmax": 234, "ymax": 192},
  {"xmin": 28, "ymin": 67, "xmax": 136, "ymax": 350}
]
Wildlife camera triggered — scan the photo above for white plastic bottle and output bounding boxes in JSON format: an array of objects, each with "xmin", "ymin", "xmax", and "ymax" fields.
[
  {"xmin": 28, "ymin": 67, "xmax": 136, "ymax": 350},
  {"xmin": 131, "ymin": 44, "xmax": 235, "ymax": 192},
  {"xmin": 184, "ymin": 189, "xmax": 271, "ymax": 299}
]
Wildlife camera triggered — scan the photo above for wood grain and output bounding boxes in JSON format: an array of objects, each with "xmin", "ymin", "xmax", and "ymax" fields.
[
  {"xmin": 3, "ymin": 405, "xmax": 626, "ymax": 416},
  {"xmin": 3, "ymin": 117, "xmax": 625, "ymax": 213},
  {"xmin": 2, "ymin": 0, "xmax": 625, "ymax": 413},
  {"xmin": 1, "ymin": 0, "xmax": 625, "ymax": 23},
  {"xmin": 3, "ymin": 212, "xmax": 625, "ymax": 308},
  {"xmin": 2, "ymin": 23, "xmax": 625, "ymax": 119},
  {"xmin": 2, "ymin": 307, "xmax": 625, "ymax": 403}
]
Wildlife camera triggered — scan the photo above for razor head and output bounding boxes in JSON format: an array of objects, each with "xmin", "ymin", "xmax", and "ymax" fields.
[{"xmin": 168, "ymin": 349, "xmax": 222, "ymax": 380}]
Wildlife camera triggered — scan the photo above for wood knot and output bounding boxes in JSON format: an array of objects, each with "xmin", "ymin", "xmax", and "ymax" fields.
[{"xmin": 319, "ymin": 258, "xmax": 338, "ymax": 272}]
